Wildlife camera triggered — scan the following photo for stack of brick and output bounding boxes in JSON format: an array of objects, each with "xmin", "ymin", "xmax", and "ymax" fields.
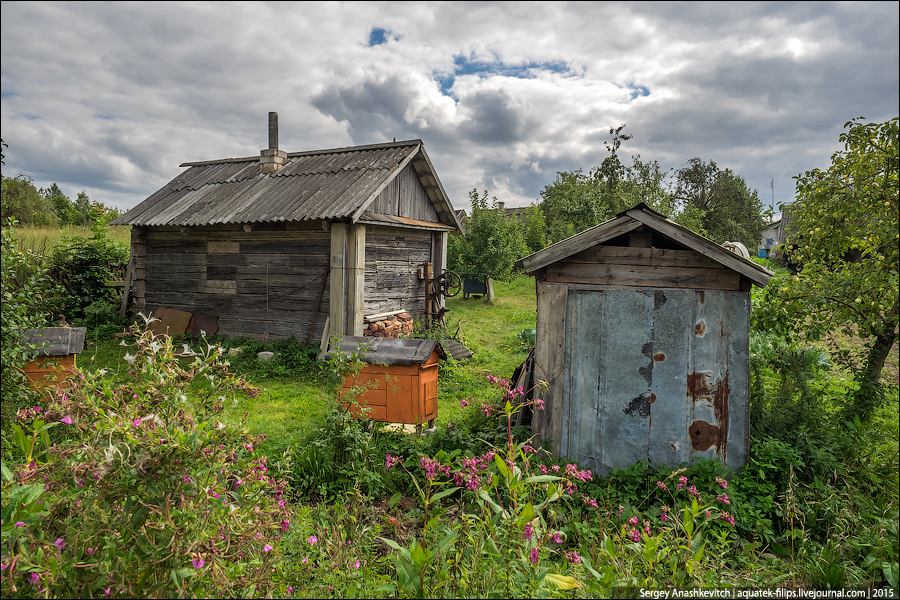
[{"xmin": 363, "ymin": 313, "xmax": 414, "ymax": 338}]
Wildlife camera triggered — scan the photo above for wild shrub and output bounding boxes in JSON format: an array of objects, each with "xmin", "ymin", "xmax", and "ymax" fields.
[
  {"xmin": 49, "ymin": 225, "xmax": 128, "ymax": 322},
  {"xmin": 0, "ymin": 317, "xmax": 292, "ymax": 598},
  {"xmin": 0, "ymin": 220, "xmax": 62, "ymax": 413}
]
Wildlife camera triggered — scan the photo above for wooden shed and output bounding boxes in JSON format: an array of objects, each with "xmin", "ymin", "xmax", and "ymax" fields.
[
  {"xmin": 516, "ymin": 204, "xmax": 773, "ymax": 476},
  {"xmin": 326, "ymin": 337, "xmax": 444, "ymax": 426},
  {"xmin": 111, "ymin": 113, "xmax": 462, "ymax": 342}
]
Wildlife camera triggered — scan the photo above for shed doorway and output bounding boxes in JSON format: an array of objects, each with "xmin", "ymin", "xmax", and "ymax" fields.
[{"xmin": 559, "ymin": 288, "xmax": 750, "ymax": 477}]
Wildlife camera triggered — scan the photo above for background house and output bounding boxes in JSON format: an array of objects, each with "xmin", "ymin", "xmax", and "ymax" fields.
[
  {"xmin": 517, "ymin": 203, "xmax": 773, "ymax": 476},
  {"xmin": 112, "ymin": 113, "xmax": 461, "ymax": 342}
]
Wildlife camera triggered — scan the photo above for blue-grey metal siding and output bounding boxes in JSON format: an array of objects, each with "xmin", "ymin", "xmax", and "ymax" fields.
[{"xmin": 560, "ymin": 288, "xmax": 749, "ymax": 476}]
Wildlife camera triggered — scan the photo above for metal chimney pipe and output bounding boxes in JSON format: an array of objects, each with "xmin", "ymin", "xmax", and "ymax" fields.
[{"xmin": 268, "ymin": 112, "xmax": 278, "ymax": 150}]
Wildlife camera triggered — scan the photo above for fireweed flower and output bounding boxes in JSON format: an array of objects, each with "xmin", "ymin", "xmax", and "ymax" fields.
[
  {"xmin": 529, "ymin": 547, "xmax": 540, "ymax": 564},
  {"xmin": 715, "ymin": 476, "xmax": 728, "ymax": 490},
  {"xmin": 262, "ymin": 544, "xmax": 273, "ymax": 553},
  {"xmin": 460, "ymin": 398, "xmax": 469, "ymax": 408},
  {"xmin": 60, "ymin": 416, "xmax": 73, "ymax": 425},
  {"xmin": 385, "ymin": 454, "xmax": 402, "ymax": 473},
  {"xmin": 676, "ymin": 475, "xmax": 688, "ymax": 490},
  {"xmin": 523, "ymin": 523, "xmax": 533, "ymax": 541},
  {"xmin": 192, "ymin": 558, "xmax": 205, "ymax": 569},
  {"xmin": 629, "ymin": 515, "xmax": 639, "ymax": 526},
  {"xmin": 656, "ymin": 480, "xmax": 667, "ymax": 491},
  {"xmin": 551, "ymin": 531, "xmax": 564, "ymax": 544},
  {"xmin": 565, "ymin": 550, "xmax": 582, "ymax": 563},
  {"xmin": 307, "ymin": 536, "xmax": 318, "ymax": 545},
  {"xmin": 354, "ymin": 560, "xmax": 360, "ymax": 569},
  {"xmin": 54, "ymin": 538, "xmax": 66, "ymax": 551}
]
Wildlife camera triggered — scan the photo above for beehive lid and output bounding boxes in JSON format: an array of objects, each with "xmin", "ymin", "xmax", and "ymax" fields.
[
  {"xmin": 22, "ymin": 327, "xmax": 87, "ymax": 356},
  {"xmin": 326, "ymin": 336, "xmax": 445, "ymax": 366}
]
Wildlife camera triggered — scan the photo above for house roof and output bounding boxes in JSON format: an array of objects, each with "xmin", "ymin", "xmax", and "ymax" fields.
[
  {"xmin": 111, "ymin": 139, "xmax": 461, "ymax": 231},
  {"xmin": 516, "ymin": 203, "xmax": 774, "ymax": 287}
]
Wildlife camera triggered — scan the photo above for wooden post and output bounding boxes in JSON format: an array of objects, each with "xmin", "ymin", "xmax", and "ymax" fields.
[
  {"xmin": 347, "ymin": 224, "xmax": 366, "ymax": 336},
  {"xmin": 424, "ymin": 262, "xmax": 433, "ymax": 329},
  {"xmin": 431, "ymin": 231, "xmax": 448, "ymax": 311},
  {"xmin": 329, "ymin": 223, "xmax": 347, "ymax": 336},
  {"xmin": 118, "ymin": 258, "xmax": 133, "ymax": 319}
]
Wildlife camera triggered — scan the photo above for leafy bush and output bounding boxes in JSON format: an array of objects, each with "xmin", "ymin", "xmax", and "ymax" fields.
[
  {"xmin": 0, "ymin": 318, "xmax": 293, "ymax": 598},
  {"xmin": 1, "ymin": 220, "xmax": 62, "ymax": 413},
  {"xmin": 49, "ymin": 225, "xmax": 128, "ymax": 322}
]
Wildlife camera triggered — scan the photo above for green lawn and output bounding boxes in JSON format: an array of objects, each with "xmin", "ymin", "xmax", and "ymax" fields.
[{"xmin": 80, "ymin": 276, "xmax": 540, "ymax": 454}]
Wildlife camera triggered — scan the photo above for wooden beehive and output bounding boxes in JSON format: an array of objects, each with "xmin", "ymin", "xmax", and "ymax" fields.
[
  {"xmin": 327, "ymin": 337, "xmax": 444, "ymax": 426},
  {"xmin": 21, "ymin": 327, "xmax": 87, "ymax": 390}
]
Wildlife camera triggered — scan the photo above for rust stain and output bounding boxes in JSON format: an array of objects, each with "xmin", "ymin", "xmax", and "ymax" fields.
[
  {"xmin": 653, "ymin": 352, "xmax": 666, "ymax": 362},
  {"xmin": 689, "ymin": 420, "xmax": 720, "ymax": 451},
  {"xmin": 649, "ymin": 392, "xmax": 657, "ymax": 404},
  {"xmin": 697, "ymin": 290, "xmax": 705, "ymax": 303},
  {"xmin": 713, "ymin": 370, "xmax": 730, "ymax": 454},
  {"xmin": 687, "ymin": 371, "xmax": 714, "ymax": 401},
  {"xmin": 686, "ymin": 370, "xmax": 730, "ymax": 455},
  {"xmin": 695, "ymin": 320, "xmax": 707, "ymax": 336}
]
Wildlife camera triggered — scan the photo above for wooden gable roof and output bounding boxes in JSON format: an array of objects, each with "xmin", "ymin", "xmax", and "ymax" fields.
[
  {"xmin": 112, "ymin": 140, "xmax": 461, "ymax": 231},
  {"xmin": 517, "ymin": 203, "xmax": 773, "ymax": 287}
]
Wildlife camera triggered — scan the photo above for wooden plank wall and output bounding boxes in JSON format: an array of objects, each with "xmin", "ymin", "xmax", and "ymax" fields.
[
  {"xmin": 369, "ymin": 163, "xmax": 440, "ymax": 222},
  {"xmin": 364, "ymin": 226, "xmax": 431, "ymax": 317},
  {"xmin": 544, "ymin": 246, "xmax": 743, "ymax": 291},
  {"xmin": 140, "ymin": 222, "xmax": 331, "ymax": 341}
]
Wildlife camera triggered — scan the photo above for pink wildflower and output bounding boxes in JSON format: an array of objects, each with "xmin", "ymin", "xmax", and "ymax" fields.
[
  {"xmin": 354, "ymin": 560, "xmax": 360, "ymax": 569},
  {"xmin": 460, "ymin": 398, "xmax": 469, "ymax": 408},
  {"xmin": 307, "ymin": 535, "xmax": 318, "ymax": 545},
  {"xmin": 532, "ymin": 398, "xmax": 544, "ymax": 410},
  {"xmin": 565, "ymin": 550, "xmax": 582, "ymax": 563},
  {"xmin": 716, "ymin": 493, "xmax": 731, "ymax": 505},
  {"xmin": 262, "ymin": 544, "xmax": 273, "ymax": 553},
  {"xmin": 529, "ymin": 547, "xmax": 540, "ymax": 564},
  {"xmin": 55, "ymin": 538, "xmax": 66, "ymax": 551},
  {"xmin": 523, "ymin": 523, "xmax": 533, "ymax": 541},
  {"xmin": 60, "ymin": 416, "xmax": 73, "ymax": 425},
  {"xmin": 192, "ymin": 558, "xmax": 204, "ymax": 568},
  {"xmin": 629, "ymin": 515, "xmax": 639, "ymax": 526}
]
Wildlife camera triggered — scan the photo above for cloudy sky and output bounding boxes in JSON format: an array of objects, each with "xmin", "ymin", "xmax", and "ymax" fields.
[{"xmin": 2, "ymin": 1, "xmax": 897, "ymax": 216}]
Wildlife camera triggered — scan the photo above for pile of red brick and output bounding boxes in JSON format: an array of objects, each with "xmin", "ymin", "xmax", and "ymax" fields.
[{"xmin": 363, "ymin": 313, "xmax": 414, "ymax": 338}]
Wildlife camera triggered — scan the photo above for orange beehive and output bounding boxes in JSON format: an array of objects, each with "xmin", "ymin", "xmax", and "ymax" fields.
[
  {"xmin": 21, "ymin": 327, "xmax": 86, "ymax": 391},
  {"xmin": 328, "ymin": 337, "xmax": 444, "ymax": 426}
]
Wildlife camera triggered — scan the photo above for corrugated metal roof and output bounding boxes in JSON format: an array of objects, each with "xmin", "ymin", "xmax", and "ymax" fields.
[
  {"xmin": 325, "ymin": 336, "xmax": 445, "ymax": 366},
  {"xmin": 112, "ymin": 140, "xmax": 460, "ymax": 229}
]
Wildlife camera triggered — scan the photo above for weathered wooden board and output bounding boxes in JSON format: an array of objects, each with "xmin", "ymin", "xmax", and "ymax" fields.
[
  {"xmin": 546, "ymin": 262, "xmax": 742, "ymax": 290},
  {"xmin": 533, "ymin": 281, "xmax": 568, "ymax": 454}
]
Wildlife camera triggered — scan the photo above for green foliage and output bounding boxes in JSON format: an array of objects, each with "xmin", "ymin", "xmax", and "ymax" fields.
[
  {"xmin": 49, "ymin": 224, "xmax": 128, "ymax": 321},
  {"xmin": 1, "ymin": 220, "xmax": 61, "ymax": 411},
  {"xmin": 673, "ymin": 157, "xmax": 768, "ymax": 249},
  {"xmin": 522, "ymin": 204, "xmax": 547, "ymax": 253},
  {"xmin": 449, "ymin": 189, "xmax": 527, "ymax": 281},
  {"xmin": 755, "ymin": 117, "xmax": 899, "ymax": 421},
  {"xmin": 0, "ymin": 317, "xmax": 293, "ymax": 598},
  {"xmin": 1, "ymin": 175, "xmax": 56, "ymax": 227}
]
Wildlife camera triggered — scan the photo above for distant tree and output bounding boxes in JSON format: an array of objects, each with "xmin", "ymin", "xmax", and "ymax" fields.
[
  {"xmin": 448, "ymin": 189, "xmax": 528, "ymax": 282},
  {"xmin": 523, "ymin": 204, "xmax": 547, "ymax": 253},
  {"xmin": 43, "ymin": 183, "xmax": 80, "ymax": 226},
  {"xmin": 673, "ymin": 158, "xmax": 767, "ymax": 249},
  {"xmin": 1, "ymin": 174, "xmax": 56, "ymax": 226},
  {"xmin": 755, "ymin": 117, "xmax": 899, "ymax": 422}
]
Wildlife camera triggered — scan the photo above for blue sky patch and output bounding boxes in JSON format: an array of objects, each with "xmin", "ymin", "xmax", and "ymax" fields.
[
  {"xmin": 629, "ymin": 85, "xmax": 650, "ymax": 100},
  {"xmin": 368, "ymin": 28, "xmax": 389, "ymax": 46},
  {"xmin": 437, "ymin": 54, "xmax": 569, "ymax": 96}
]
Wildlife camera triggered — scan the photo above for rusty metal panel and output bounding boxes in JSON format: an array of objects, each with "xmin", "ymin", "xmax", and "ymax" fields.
[
  {"xmin": 649, "ymin": 290, "xmax": 693, "ymax": 466},
  {"xmin": 561, "ymin": 287, "xmax": 750, "ymax": 476},
  {"xmin": 562, "ymin": 290, "xmax": 653, "ymax": 475}
]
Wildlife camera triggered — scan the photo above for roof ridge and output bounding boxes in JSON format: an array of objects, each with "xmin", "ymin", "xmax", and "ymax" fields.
[{"xmin": 180, "ymin": 139, "xmax": 422, "ymax": 167}]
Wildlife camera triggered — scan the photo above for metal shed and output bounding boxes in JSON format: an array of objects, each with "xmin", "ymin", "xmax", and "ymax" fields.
[
  {"xmin": 516, "ymin": 204, "xmax": 773, "ymax": 476},
  {"xmin": 327, "ymin": 336, "xmax": 445, "ymax": 427}
]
